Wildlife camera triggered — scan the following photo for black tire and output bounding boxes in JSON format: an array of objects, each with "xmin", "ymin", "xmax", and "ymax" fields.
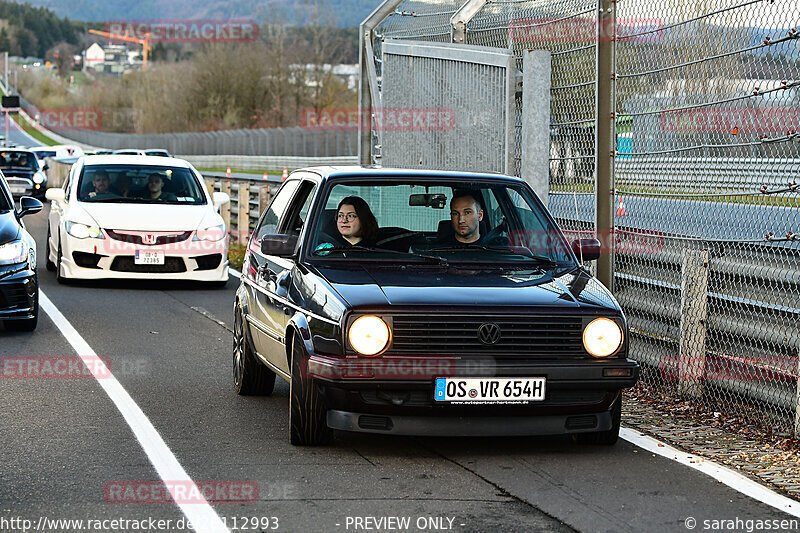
[
  {"xmin": 55, "ymin": 238, "xmax": 67, "ymax": 284},
  {"xmin": 575, "ymin": 393, "xmax": 621, "ymax": 445},
  {"xmin": 232, "ymin": 305, "xmax": 275, "ymax": 396},
  {"xmin": 6, "ymin": 280, "xmax": 38, "ymax": 332},
  {"xmin": 45, "ymin": 228, "xmax": 56, "ymax": 272},
  {"xmin": 289, "ymin": 332, "xmax": 332, "ymax": 446}
]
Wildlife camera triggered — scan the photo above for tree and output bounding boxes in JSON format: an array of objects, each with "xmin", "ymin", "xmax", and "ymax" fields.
[{"xmin": 46, "ymin": 41, "xmax": 77, "ymax": 77}]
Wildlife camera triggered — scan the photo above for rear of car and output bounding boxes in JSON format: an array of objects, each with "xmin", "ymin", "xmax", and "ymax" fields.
[{"xmin": 46, "ymin": 156, "xmax": 229, "ymax": 283}]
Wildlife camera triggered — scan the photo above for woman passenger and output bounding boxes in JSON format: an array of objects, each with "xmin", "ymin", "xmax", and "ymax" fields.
[{"xmin": 336, "ymin": 196, "xmax": 378, "ymax": 247}]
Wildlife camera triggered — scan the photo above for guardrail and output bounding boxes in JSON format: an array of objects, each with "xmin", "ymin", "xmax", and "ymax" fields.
[{"xmin": 560, "ymin": 218, "xmax": 800, "ymax": 433}]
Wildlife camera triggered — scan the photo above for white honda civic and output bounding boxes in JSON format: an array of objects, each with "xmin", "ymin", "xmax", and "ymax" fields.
[{"xmin": 44, "ymin": 155, "xmax": 230, "ymax": 284}]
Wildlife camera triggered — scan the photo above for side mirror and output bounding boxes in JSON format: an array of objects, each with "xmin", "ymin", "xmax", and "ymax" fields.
[
  {"xmin": 572, "ymin": 238, "xmax": 601, "ymax": 261},
  {"xmin": 260, "ymin": 234, "xmax": 298, "ymax": 257},
  {"xmin": 45, "ymin": 188, "xmax": 66, "ymax": 203},
  {"xmin": 212, "ymin": 192, "xmax": 230, "ymax": 209},
  {"xmin": 43, "ymin": 163, "xmax": 50, "ymax": 171},
  {"xmin": 17, "ymin": 196, "xmax": 43, "ymax": 218}
]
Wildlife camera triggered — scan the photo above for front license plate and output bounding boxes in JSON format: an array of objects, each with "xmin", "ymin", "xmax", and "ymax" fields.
[
  {"xmin": 434, "ymin": 377, "xmax": 545, "ymax": 403},
  {"xmin": 9, "ymin": 185, "xmax": 26, "ymax": 195},
  {"xmin": 135, "ymin": 250, "xmax": 165, "ymax": 265}
]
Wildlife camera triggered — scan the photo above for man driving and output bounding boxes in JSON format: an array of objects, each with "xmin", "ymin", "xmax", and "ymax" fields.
[{"xmin": 448, "ymin": 190, "xmax": 484, "ymax": 245}]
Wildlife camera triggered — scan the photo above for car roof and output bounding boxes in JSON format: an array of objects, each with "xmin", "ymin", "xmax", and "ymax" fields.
[
  {"xmin": 81, "ymin": 154, "xmax": 192, "ymax": 167},
  {"xmin": 299, "ymin": 165, "xmax": 523, "ymax": 183}
]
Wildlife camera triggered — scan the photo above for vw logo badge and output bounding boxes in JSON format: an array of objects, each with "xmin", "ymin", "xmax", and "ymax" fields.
[{"xmin": 477, "ymin": 323, "xmax": 501, "ymax": 345}]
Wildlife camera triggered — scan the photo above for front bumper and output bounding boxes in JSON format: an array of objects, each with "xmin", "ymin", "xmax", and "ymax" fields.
[
  {"xmin": 327, "ymin": 406, "xmax": 616, "ymax": 436},
  {"xmin": 0, "ymin": 265, "xmax": 37, "ymax": 321},
  {"xmin": 307, "ymin": 355, "xmax": 638, "ymax": 436},
  {"xmin": 6, "ymin": 177, "xmax": 45, "ymax": 199},
  {"xmin": 59, "ymin": 230, "xmax": 229, "ymax": 281}
]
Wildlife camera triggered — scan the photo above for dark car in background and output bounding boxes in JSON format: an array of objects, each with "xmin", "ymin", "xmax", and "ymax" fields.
[
  {"xmin": 0, "ymin": 149, "xmax": 49, "ymax": 200},
  {"xmin": 233, "ymin": 167, "xmax": 639, "ymax": 446},
  {"xmin": 0, "ymin": 171, "xmax": 42, "ymax": 331}
]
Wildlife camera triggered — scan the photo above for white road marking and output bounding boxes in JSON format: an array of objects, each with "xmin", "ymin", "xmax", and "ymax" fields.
[
  {"xmin": 621, "ymin": 427, "xmax": 800, "ymax": 518},
  {"xmin": 229, "ymin": 268, "xmax": 241, "ymax": 278},
  {"xmin": 39, "ymin": 291, "xmax": 229, "ymax": 533}
]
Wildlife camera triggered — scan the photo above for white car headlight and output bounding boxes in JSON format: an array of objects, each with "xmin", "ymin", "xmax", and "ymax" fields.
[
  {"xmin": 0, "ymin": 241, "xmax": 27, "ymax": 265},
  {"xmin": 583, "ymin": 317, "xmax": 623, "ymax": 358},
  {"xmin": 65, "ymin": 221, "xmax": 104, "ymax": 239},
  {"xmin": 348, "ymin": 316, "xmax": 391, "ymax": 356},
  {"xmin": 193, "ymin": 224, "xmax": 226, "ymax": 242},
  {"xmin": 33, "ymin": 172, "xmax": 45, "ymax": 184}
]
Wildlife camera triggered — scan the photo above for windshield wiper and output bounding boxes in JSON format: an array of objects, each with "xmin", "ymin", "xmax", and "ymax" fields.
[
  {"xmin": 313, "ymin": 245, "xmax": 448, "ymax": 265},
  {"xmin": 426, "ymin": 245, "xmax": 557, "ymax": 267}
]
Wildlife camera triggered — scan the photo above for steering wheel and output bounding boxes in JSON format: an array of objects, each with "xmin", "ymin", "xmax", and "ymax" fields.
[{"xmin": 483, "ymin": 218, "xmax": 508, "ymax": 245}]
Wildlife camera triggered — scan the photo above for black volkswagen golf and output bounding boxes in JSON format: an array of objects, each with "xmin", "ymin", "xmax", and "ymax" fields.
[
  {"xmin": 0, "ymin": 171, "xmax": 43, "ymax": 331},
  {"xmin": 233, "ymin": 167, "xmax": 638, "ymax": 445}
]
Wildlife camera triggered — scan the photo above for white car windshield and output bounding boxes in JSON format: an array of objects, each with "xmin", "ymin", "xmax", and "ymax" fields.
[{"xmin": 77, "ymin": 164, "xmax": 207, "ymax": 204}]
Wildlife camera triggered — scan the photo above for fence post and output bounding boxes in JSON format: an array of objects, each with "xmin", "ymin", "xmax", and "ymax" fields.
[
  {"xmin": 221, "ymin": 180, "xmax": 231, "ymax": 238},
  {"xmin": 259, "ymin": 185, "xmax": 271, "ymax": 217},
  {"xmin": 794, "ymin": 342, "xmax": 800, "ymax": 437},
  {"xmin": 678, "ymin": 248, "xmax": 710, "ymax": 398},
  {"xmin": 238, "ymin": 182, "xmax": 250, "ymax": 244},
  {"xmin": 205, "ymin": 178, "xmax": 215, "ymax": 197},
  {"xmin": 521, "ymin": 49, "xmax": 551, "ymax": 205}
]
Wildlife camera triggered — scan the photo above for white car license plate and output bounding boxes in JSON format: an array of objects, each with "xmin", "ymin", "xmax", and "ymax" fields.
[
  {"xmin": 135, "ymin": 250, "xmax": 165, "ymax": 265},
  {"xmin": 9, "ymin": 185, "xmax": 26, "ymax": 194},
  {"xmin": 434, "ymin": 377, "xmax": 545, "ymax": 403}
]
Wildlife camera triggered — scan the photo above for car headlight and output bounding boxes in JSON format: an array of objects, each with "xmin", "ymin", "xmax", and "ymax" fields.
[
  {"xmin": 33, "ymin": 172, "xmax": 45, "ymax": 184},
  {"xmin": 583, "ymin": 317, "xmax": 623, "ymax": 358},
  {"xmin": 65, "ymin": 221, "xmax": 104, "ymax": 239},
  {"xmin": 0, "ymin": 241, "xmax": 27, "ymax": 265},
  {"xmin": 348, "ymin": 316, "xmax": 391, "ymax": 356},
  {"xmin": 193, "ymin": 224, "xmax": 226, "ymax": 242}
]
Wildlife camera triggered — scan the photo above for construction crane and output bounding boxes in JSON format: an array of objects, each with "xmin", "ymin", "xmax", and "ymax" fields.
[{"xmin": 88, "ymin": 29, "xmax": 151, "ymax": 71}]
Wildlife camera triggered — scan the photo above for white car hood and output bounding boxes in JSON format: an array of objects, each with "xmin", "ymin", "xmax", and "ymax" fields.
[{"xmin": 79, "ymin": 203, "xmax": 211, "ymax": 232}]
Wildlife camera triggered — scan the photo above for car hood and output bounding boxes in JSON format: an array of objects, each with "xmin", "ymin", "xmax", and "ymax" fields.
[
  {"xmin": 0, "ymin": 210, "xmax": 21, "ymax": 245},
  {"xmin": 77, "ymin": 203, "xmax": 211, "ymax": 231},
  {"xmin": 315, "ymin": 264, "xmax": 620, "ymax": 312}
]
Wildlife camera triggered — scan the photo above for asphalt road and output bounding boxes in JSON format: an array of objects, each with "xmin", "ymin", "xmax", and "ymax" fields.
[
  {"xmin": 549, "ymin": 193, "xmax": 798, "ymax": 242},
  {"xmin": 1, "ymin": 206, "xmax": 797, "ymax": 533}
]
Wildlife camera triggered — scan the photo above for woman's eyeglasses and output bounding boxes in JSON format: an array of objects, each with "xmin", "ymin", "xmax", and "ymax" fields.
[{"xmin": 337, "ymin": 213, "xmax": 358, "ymax": 221}]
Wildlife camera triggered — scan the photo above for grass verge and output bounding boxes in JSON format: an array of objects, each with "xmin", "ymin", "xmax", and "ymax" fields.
[{"xmin": 228, "ymin": 242, "xmax": 247, "ymax": 270}]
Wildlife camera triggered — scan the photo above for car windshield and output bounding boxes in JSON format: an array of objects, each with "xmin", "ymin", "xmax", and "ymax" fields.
[
  {"xmin": 33, "ymin": 150, "xmax": 57, "ymax": 159},
  {"xmin": 77, "ymin": 164, "xmax": 207, "ymax": 204},
  {"xmin": 0, "ymin": 151, "xmax": 38, "ymax": 170},
  {"xmin": 309, "ymin": 179, "xmax": 575, "ymax": 267}
]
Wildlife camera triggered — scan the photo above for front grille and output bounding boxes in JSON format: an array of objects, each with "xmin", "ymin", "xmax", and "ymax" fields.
[
  {"xmin": 72, "ymin": 251, "xmax": 104, "ymax": 269},
  {"xmin": 110, "ymin": 256, "xmax": 186, "ymax": 273},
  {"xmin": 105, "ymin": 230, "xmax": 193, "ymax": 245},
  {"xmin": 193, "ymin": 253, "xmax": 222, "ymax": 271},
  {"xmin": 388, "ymin": 315, "xmax": 586, "ymax": 357},
  {"xmin": 0, "ymin": 283, "xmax": 29, "ymax": 309}
]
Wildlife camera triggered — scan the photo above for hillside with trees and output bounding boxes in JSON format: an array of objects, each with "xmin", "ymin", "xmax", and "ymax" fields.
[
  {"xmin": 21, "ymin": 0, "xmax": 379, "ymax": 28},
  {"xmin": 0, "ymin": 0, "xmax": 82, "ymax": 58}
]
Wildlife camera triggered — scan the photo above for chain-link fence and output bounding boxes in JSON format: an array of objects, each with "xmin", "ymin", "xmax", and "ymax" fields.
[{"xmin": 367, "ymin": 0, "xmax": 800, "ymax": 435}]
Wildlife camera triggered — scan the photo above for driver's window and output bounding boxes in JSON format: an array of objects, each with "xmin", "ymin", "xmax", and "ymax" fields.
[
  {"xmin": 279, "ymin": 181, "xmax": 317, "ymax": 236},
  {"xmin": 255, "ymin": 180, "xmax": 300, "ymax": 241}
]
